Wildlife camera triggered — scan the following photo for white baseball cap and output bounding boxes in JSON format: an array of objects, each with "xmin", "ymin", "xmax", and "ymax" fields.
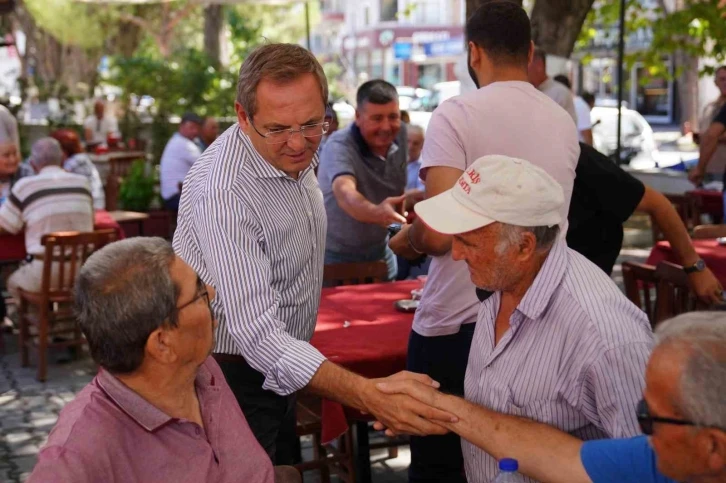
[{"xmin": 414, "ymin": 155, "xmax": 564, "ymax": 235}]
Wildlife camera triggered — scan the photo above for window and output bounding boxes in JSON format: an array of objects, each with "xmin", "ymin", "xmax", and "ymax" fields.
[{"xmin": 380, "ymin": 0, "xmax": 398, "ymax": 21}]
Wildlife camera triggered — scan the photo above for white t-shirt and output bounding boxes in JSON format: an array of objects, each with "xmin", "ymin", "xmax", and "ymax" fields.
[
  {"xmin": 574, "ymin": 96, "xmax": 593, "ymax": 142},
  {"xmin": 414, "ymin": 81, "xmax": 580, "ymax": 337},
  {"xmin": 83, "ymin": 115, "xmax": 119, "ymax": 145},
  {"xmin": 160, "ymin": 133, "xmax": 202, "ymax": 199},
  {"xmin": 538, "ymin": 78, "xmax": 578, "ymax": 126}
]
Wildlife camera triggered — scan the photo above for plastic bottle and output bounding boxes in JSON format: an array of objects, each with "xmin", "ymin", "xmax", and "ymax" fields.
[{"xmin": 493, "ymin": 458, "xmax": 520, "ymax": 482}]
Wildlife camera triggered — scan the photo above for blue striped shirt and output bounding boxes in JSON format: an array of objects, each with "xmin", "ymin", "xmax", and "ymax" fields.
[
  {"xmin": 172, "ymin": 125, "xmax": 327, "ymax": 395},
  {"xmin": 464, "ymin": 239, "xmax": 654, "ymax": 482}
]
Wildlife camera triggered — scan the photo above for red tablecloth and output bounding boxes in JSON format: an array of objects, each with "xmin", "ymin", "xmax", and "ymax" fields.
[
  {"xmin": 311, "ymin": 280, "xmax": 418, "ymax": 443},
  {"xmin": 689, "ymin": 189, "xmax": 723, "ymax": 222},
  {"xmin": 647, "ymin": 239, "xmax": 726, "ymax": 284},
  {"xmin": 0, "ymin": 210, "xmax": 125, "ymax": 262}
]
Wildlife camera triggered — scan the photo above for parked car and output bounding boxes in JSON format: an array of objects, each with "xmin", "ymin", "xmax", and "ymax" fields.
[
  {"xmin": 409, "ymin": 81, "xmax": 461, "ymax": 112},
  {"xmin": 591, "ymin": 106, "xmax": 658, "ymax": 165},
  {"xmin": 396, "ymin": 86, "xmax": 431, "ymax": 111}
]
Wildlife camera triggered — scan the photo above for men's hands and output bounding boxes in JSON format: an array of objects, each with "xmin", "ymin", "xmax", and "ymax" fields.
[
  {"xmin": 688, "ymin": 166, "xmax": 705, "ymax": 187},
  {"xmin": 689, "ymin": 267, "xmax": 723, "ymax": 305},
  {"xmin": 359, "ymin": 371, "xmax": 456, "ymax": 437},
  {"xmin": 374, "ymin": 195, "xmax": 407, "ymax": 227}
]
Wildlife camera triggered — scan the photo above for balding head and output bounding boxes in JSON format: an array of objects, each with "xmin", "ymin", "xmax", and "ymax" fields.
[{"xmin": 30, "ymin": 138, "xmax": 64, "ymax": 170}]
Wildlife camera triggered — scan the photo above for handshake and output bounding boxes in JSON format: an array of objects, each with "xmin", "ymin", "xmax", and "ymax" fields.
[{"xmin": 358, "ymin": 371, "xmax": 460, "ymax": 437}]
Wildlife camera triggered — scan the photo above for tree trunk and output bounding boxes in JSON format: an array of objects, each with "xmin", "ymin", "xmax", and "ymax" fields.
[
  {"xmin": 674, "ymin": 51, "xmax": 699, "ymax": 130},
  {"xmin": 204, "ymin": 4, "xmax": 224, "ymax": 67},
  {"xmin": 530, "ymin": 0, "xmax": 595, "ymax": 58}
]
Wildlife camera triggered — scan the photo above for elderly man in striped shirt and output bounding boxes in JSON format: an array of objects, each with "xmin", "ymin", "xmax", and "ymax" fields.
[
  {"xmin": 173, "ymin": 43, "xmax": 454, "ymax": 465},
  {"xmin": 409, "ymin": 155, "xmax": 654, "ymax": 482}
]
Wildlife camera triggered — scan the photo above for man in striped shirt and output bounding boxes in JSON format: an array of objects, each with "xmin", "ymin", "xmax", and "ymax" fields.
[
  {"xmin": 173, "ymin": 43, "xmax": 454, "ymax": 465},
  {"xmin": 413, "ymin": 155, "xmax": 653, "ymax": 482},
  {"xmin": 0, "ymin": 138, "xmax": 93, "ymax": 300}
]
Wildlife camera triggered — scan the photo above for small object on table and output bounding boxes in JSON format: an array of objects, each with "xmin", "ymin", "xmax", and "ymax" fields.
[
  {"xmin": 718, "ymin": 237, "xmax": 726, "ymax": 246},
  {"xmin": 343, "ymin": 320, "xmax": 351, "ymax": 328},
  {"xmin": 394, "ymin": 299, "xmax": 418, "ymax": 313}
]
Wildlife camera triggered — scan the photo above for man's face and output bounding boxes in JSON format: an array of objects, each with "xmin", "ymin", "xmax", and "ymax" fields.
[
  {"xmin": 237, "ymin": 73, "xmax": 325, "ymax": 179},
  {"xmin": 644, "ymin": 344, "xmax": 726, "ymax": 481},
  {"xmin": 201, "ymin": 119, "xmax": 219, "ymax": 144},
  {"xmin": 167, "ymin": 256, "xmax": 218, "ymax": 366},
  {"xmin": 408, "ymin": 129, "xmax": 424, "ymax": 163},
  {"xmin": 716, "ymin": 69, "xmax": 726, "ymax": 97},
  {"xmin": 94, "ymin": 102, "xmax": 104, "ymax": 119},
  {"xmin": 0, "ymin": 143, "xmax": 19, "ymax": 177},
  {"xmin": 355, "ymin": 100, "xmax": 401, "ymax": 155},
  {"xmin": 451, "ymin": 223, "xmax": 519, "ymax": 291},
  {"xmin": 180, "ymin": 121, "xmax": 201, "ymax": 141}
]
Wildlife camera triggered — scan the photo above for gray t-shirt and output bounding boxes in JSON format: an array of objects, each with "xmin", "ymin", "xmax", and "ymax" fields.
[{"xmin": 318, "ymin": 123, "xmax": 407, "ymax": 255}]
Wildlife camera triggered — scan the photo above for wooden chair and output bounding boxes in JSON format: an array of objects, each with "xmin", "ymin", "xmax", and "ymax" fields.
[
  {"xmin": 16, "ymin": 230, "xmax": 117, "ymax": 381},
  {"xmin": 621, "ymin": 261, "xmax": 658, "ymax": 328},
  {"xmin": 692, "ymin": 224, "xmax": 726, "ymax": 240},
  {"xmin": 651, "ymin": 193, "xmax": 702, "ymax": 242},
  {"xmin": 323, "ymin": 262, "xmax": 388, "ymax": 287},
  {"xmin": 654, "ymin": 261, "xmax": 700, "ymax": 325},
  {"xmin": 294, "ymin": 393, "xmax": 355, "ymax": 483}
]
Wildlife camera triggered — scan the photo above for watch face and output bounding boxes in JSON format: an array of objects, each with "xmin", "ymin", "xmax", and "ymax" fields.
[{"xmin": 696, "ymin": 259, "xmax": 706, "ymax": 271}]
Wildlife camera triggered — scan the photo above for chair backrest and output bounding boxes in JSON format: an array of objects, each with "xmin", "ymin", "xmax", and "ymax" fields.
[
  {"xmin": 39, "ymin": 229, "xmax": 118, "ymax": 302},
  {"xmin": 323, "ymin": 262, "xmax": 388, "ymax": 287},
  {"xmin": 621, "ymin": 261, "xmax": 658, "ymax": 327},
  {"xmin": 652, "ymin": 193, "xmax": 702, "ymax": 242},
  {"xmin": 654, "ymin": 261, "xmax": 699, "ymax": 324}
]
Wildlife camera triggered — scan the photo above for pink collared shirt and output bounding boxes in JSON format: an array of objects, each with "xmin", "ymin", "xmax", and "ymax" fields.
[{"xmin": 28, "ymin": 357, "xmax": 274, "ymax": 483}]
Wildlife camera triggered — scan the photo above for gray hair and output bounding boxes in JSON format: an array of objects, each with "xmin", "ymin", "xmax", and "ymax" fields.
[
  {"xmin": 496, "ymin": 224, "xmax": 560, "ymax": 255},
  {"xmin": 407, "ymin": 124, "xmax": 425, "ymax": 138},
  {"xmin": 75, "ymin": 237, "xmax": 179, "ymax": 374},
  {"xmin": 236, "ymin": 43, "xmax": 328, "ymax": 118},
  {"xmin": 30, "ymin": 138, "xmax": 64, "ymax": 168},
  {"xmin": 655, "ymin": 312, "xmax": 726, "ymax": 429}
]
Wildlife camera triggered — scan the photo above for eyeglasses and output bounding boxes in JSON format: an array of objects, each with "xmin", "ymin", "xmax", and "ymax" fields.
[
  {"xmin": 636, "ymin": 399, "xmax": 698, "ymax": 435},
  {"xmin": 176, "ymin": 286, "xmax": 211, "ymax": 315},
  {"xmin": 249, "ymin": 120, "xmax": 330, "ymax": 145}
]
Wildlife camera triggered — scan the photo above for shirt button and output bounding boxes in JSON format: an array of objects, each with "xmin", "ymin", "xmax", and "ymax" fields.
[{"xmin": 307, "ymin": 211, "xmax": 312, "ymax": 216}]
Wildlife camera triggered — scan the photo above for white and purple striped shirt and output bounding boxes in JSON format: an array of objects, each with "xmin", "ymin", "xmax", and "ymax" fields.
[
  {"xmin": 173, "ymin": 125, "xmax": 327, "ymax": 395},
  {"xmin": 464, "ymin": 239, "xmax": 653, "ymax": 482}
]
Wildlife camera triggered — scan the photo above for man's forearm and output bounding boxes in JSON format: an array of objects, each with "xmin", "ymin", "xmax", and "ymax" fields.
[
  {"xmin": 439, "ymin": 394, "xmax": 591, "ymax": 483},
  {"xmin": 697, "ymin": 132, "xmax": 721, "ymax": 172},
  {"xmin": 336, "ymin": 190, "xmax": 381, "ymax": 225},
  {"xmin": 641, "ymin": 189, "xmax": 699, "ymax": 266},
  {"xmin": 410, "ymin": 218, "xmax": 452, "ymax": 257},
  {"xmin": 307, "ymin": 360, "xmax": 368, "ymax": 411}
]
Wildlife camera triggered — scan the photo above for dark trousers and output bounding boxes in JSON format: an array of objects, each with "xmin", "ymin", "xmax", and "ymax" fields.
[
  {"xmin": 406, "ymin": 323, "xmax": 476, "ymax": 483},
  {"xmin": 214, "ymin": 354, "xmax": 299, "ymax": 465},
  {"xmin": 162, "ymin": 192, "xmax": 181, "ymax": 211}
]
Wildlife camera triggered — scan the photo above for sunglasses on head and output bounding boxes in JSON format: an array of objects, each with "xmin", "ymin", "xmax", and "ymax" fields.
[{"xmin": 636, "ymin": 399, "xmax": 698, "ymax": 435}]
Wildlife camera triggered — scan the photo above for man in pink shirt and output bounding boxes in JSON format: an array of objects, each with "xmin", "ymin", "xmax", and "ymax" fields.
[
  {"xmin": 27, "ymin": 237, "xmax": 297, "ymax": 483},
  {"xmin": 390, "ymin": 2, "xmax": 579, "ymax": 481}
]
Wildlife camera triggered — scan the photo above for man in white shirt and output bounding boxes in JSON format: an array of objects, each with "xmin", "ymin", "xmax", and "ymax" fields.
[
  {"xmin": 528, "ymin": 47, "xmax": 578, "ymax": 125},
  {"xmin": 159, "ymin": 113, "xmax": 203, "ymax": 210},
  {"xmin": 83, "ymin": 100, "xmax": 119, "ymax": 146},
  {"xmin": 389, "ymin": 3, "xmax": 579, "ymax": 481},
  {"xmin": 554, "ymin": 74, "xmax": 595, "ymax": 145}
]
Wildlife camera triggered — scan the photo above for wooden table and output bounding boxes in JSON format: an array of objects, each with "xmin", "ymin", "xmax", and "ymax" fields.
[{"xmin": 108, "ymin": 211, "xmax": 151, "ymax": 238}]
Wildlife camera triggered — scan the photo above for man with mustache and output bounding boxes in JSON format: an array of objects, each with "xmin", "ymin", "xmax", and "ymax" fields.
[{"xmin": 318, "ymin": 80, "xmax": 408, "ymax": 280}]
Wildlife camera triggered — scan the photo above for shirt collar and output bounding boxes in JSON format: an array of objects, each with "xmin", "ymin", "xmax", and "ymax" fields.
[
  {"xmin": 235, "ymin": 124, "xmax": 319, "ymax": 181},
  {"xmin": 96, "ymin": 358, "xmax": 217, "ymax": 433},
  {"xmin": 350, "ymin": 123, "xmax": 399, "ymax": 160},
  {"xmin": 515, "ymin": 237, "xmax": 568, "ymax": 321}
]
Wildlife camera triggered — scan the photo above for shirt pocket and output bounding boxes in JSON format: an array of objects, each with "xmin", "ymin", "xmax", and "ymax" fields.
[{"xmin": 483, "ymin": 381, "xmax": 555, "ymax": 426}]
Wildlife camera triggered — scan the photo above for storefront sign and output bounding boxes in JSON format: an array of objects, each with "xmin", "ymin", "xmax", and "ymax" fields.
[
  {"xmin": 393, "ymin": 42, "xmax": 413, "ymax": 60},
  {"xmin": 423, "ymin": 38, "xmax": 464, "ymax": 57}
]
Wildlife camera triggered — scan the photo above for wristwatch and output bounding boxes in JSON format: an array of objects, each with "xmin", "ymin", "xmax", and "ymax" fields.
[{"xmin": 683, "ymin": 259, "xmax": 706, "ymax": 274}]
